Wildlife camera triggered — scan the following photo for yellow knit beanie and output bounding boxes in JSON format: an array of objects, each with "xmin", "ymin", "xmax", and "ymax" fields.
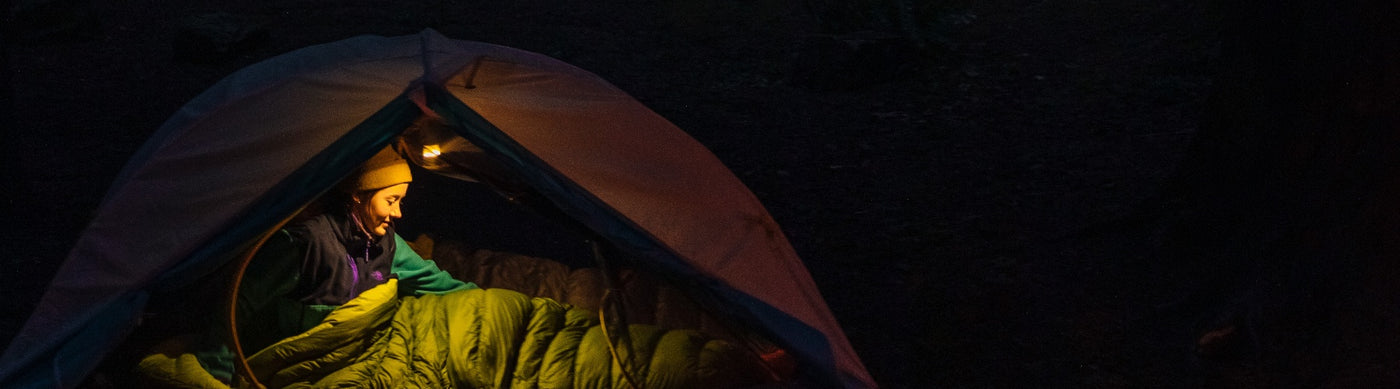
[{"xmin": 354, "ymin": 146, "xmax": 413, "ymax": 191}]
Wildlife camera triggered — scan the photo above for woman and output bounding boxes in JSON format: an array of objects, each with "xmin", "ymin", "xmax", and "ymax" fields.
[{"xmin": 194, "ymin": 145, "xmax": 475, "ymax": 383}]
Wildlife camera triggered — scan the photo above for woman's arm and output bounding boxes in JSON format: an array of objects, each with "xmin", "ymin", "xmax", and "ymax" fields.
[
  {"xmin": 390, "ymin": 233, "xmax": 477, "ymax": 295},
  {"xmin": 191, "ymin": 229, "xmax": 305, "ymax": 382}
]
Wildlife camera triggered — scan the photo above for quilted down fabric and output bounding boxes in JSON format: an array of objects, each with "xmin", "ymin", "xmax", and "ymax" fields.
[
  {"xmin": 426, "ymin": 239, "xmax": 729, "ymax": 335},
  {"xmin": 243, "ymin": 280, "xmax": 766, "ymax": 388}
]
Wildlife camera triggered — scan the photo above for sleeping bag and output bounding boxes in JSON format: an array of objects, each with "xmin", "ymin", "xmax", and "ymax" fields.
[{"xmin": 237, "ymin": 280, "xmax": 766, "ymax": 388}]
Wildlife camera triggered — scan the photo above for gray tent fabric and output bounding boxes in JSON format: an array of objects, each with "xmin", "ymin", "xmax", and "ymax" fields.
[{"xmin": 0, "ymin": 30, "xmax": 876, "ymax": 388}]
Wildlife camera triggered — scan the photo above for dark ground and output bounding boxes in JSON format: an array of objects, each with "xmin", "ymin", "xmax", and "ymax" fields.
[{"xmin": 3, "ymin": 0, "xmax": 1219, "ymax": 387}]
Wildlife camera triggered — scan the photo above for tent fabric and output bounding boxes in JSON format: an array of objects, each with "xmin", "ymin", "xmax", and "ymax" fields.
[{"xmin": 0, "ymin": 29, "xmax": 875, "ymax": 388}]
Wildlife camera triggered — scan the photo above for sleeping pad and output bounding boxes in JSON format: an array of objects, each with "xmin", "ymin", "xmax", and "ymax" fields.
[{"xmin": 241, "ymin": 279, "xmax": 765, "ymax": 388}]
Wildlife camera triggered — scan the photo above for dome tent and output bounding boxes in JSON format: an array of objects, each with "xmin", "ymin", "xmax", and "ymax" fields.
[{"xmin": 0, "ymin": 29, "xmax": 875, "ymax": 388}]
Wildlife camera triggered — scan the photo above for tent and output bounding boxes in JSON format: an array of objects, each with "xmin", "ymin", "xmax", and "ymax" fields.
[{"xmin": 0, "ymin": 29, "xmax": 876, "ymax": 388}]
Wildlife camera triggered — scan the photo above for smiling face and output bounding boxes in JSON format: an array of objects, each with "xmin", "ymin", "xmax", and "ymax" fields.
[{"xmin": 351, "ymin": 183, "xmax": 409, "ymax": 237}]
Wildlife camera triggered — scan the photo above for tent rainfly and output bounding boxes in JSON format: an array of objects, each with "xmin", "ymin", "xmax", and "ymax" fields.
[{"xmin": 0, "ymin": 29, "xmax": 877, "ymax": 388}]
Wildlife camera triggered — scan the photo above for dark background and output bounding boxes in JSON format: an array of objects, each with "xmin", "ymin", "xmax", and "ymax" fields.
[{"xmin": 5, "ymin": 0, "xmax": 1338, "ymax": 387}]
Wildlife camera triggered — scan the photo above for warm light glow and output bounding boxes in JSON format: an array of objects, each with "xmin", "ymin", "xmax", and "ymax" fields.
[{"xmin": 422, "ymin": 144, "xmax": 442, "ymax": 159}]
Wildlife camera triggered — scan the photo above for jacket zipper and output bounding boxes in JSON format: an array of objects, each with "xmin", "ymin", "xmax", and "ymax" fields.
[{"xmin": 346, "ymin": 253, "xmax": 359, "ymax": 300}]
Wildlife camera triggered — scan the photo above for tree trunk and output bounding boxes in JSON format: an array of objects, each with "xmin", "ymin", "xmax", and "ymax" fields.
[{"xmin": 1165, "ymin": 0, "xmax": 1400, "ymax": 385}]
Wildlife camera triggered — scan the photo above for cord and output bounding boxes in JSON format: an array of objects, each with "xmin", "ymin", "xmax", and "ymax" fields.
[{"xmin": 592, "ymin": 240, "xmax": 644, "ymax": 389}]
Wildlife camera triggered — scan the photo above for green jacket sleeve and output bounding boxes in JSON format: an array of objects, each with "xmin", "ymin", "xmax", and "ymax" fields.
[
  {"xmin": 391, "ymin": 233, "xmax": 477, "ymax": 295},
  {"xmin": 196, "ymin": 229, "xmax": 305, "ymax": 381},
  {"xmin": 236, "ymin": 230, "xmax": 328, "ymax": 352}
]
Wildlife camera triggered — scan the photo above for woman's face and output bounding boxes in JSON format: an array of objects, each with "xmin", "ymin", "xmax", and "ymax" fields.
[{"xmin": 352, "ymin": 183, "xmax": 409, "ymax": 237}]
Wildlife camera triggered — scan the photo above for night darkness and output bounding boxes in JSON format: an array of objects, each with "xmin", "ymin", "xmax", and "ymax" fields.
[{"xmin": 6, "ymin": 0, "xmax": 1399, "ymax": 387}]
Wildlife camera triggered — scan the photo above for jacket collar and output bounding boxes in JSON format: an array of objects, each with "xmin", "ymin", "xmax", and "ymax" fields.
[{"xmin": 326, "ymin": 211, "xmax": 390, "ymax": 259}]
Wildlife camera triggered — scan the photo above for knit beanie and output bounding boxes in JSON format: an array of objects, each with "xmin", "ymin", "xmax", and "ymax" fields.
[{"xmin": 354, "ymin": 146, "xmax": 413, "ymax": 191}]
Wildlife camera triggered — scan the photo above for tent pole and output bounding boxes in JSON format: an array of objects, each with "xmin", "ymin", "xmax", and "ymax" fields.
[{"xmin": 225, "ymin": 212, "xmax": 300, "ymax": 388}]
